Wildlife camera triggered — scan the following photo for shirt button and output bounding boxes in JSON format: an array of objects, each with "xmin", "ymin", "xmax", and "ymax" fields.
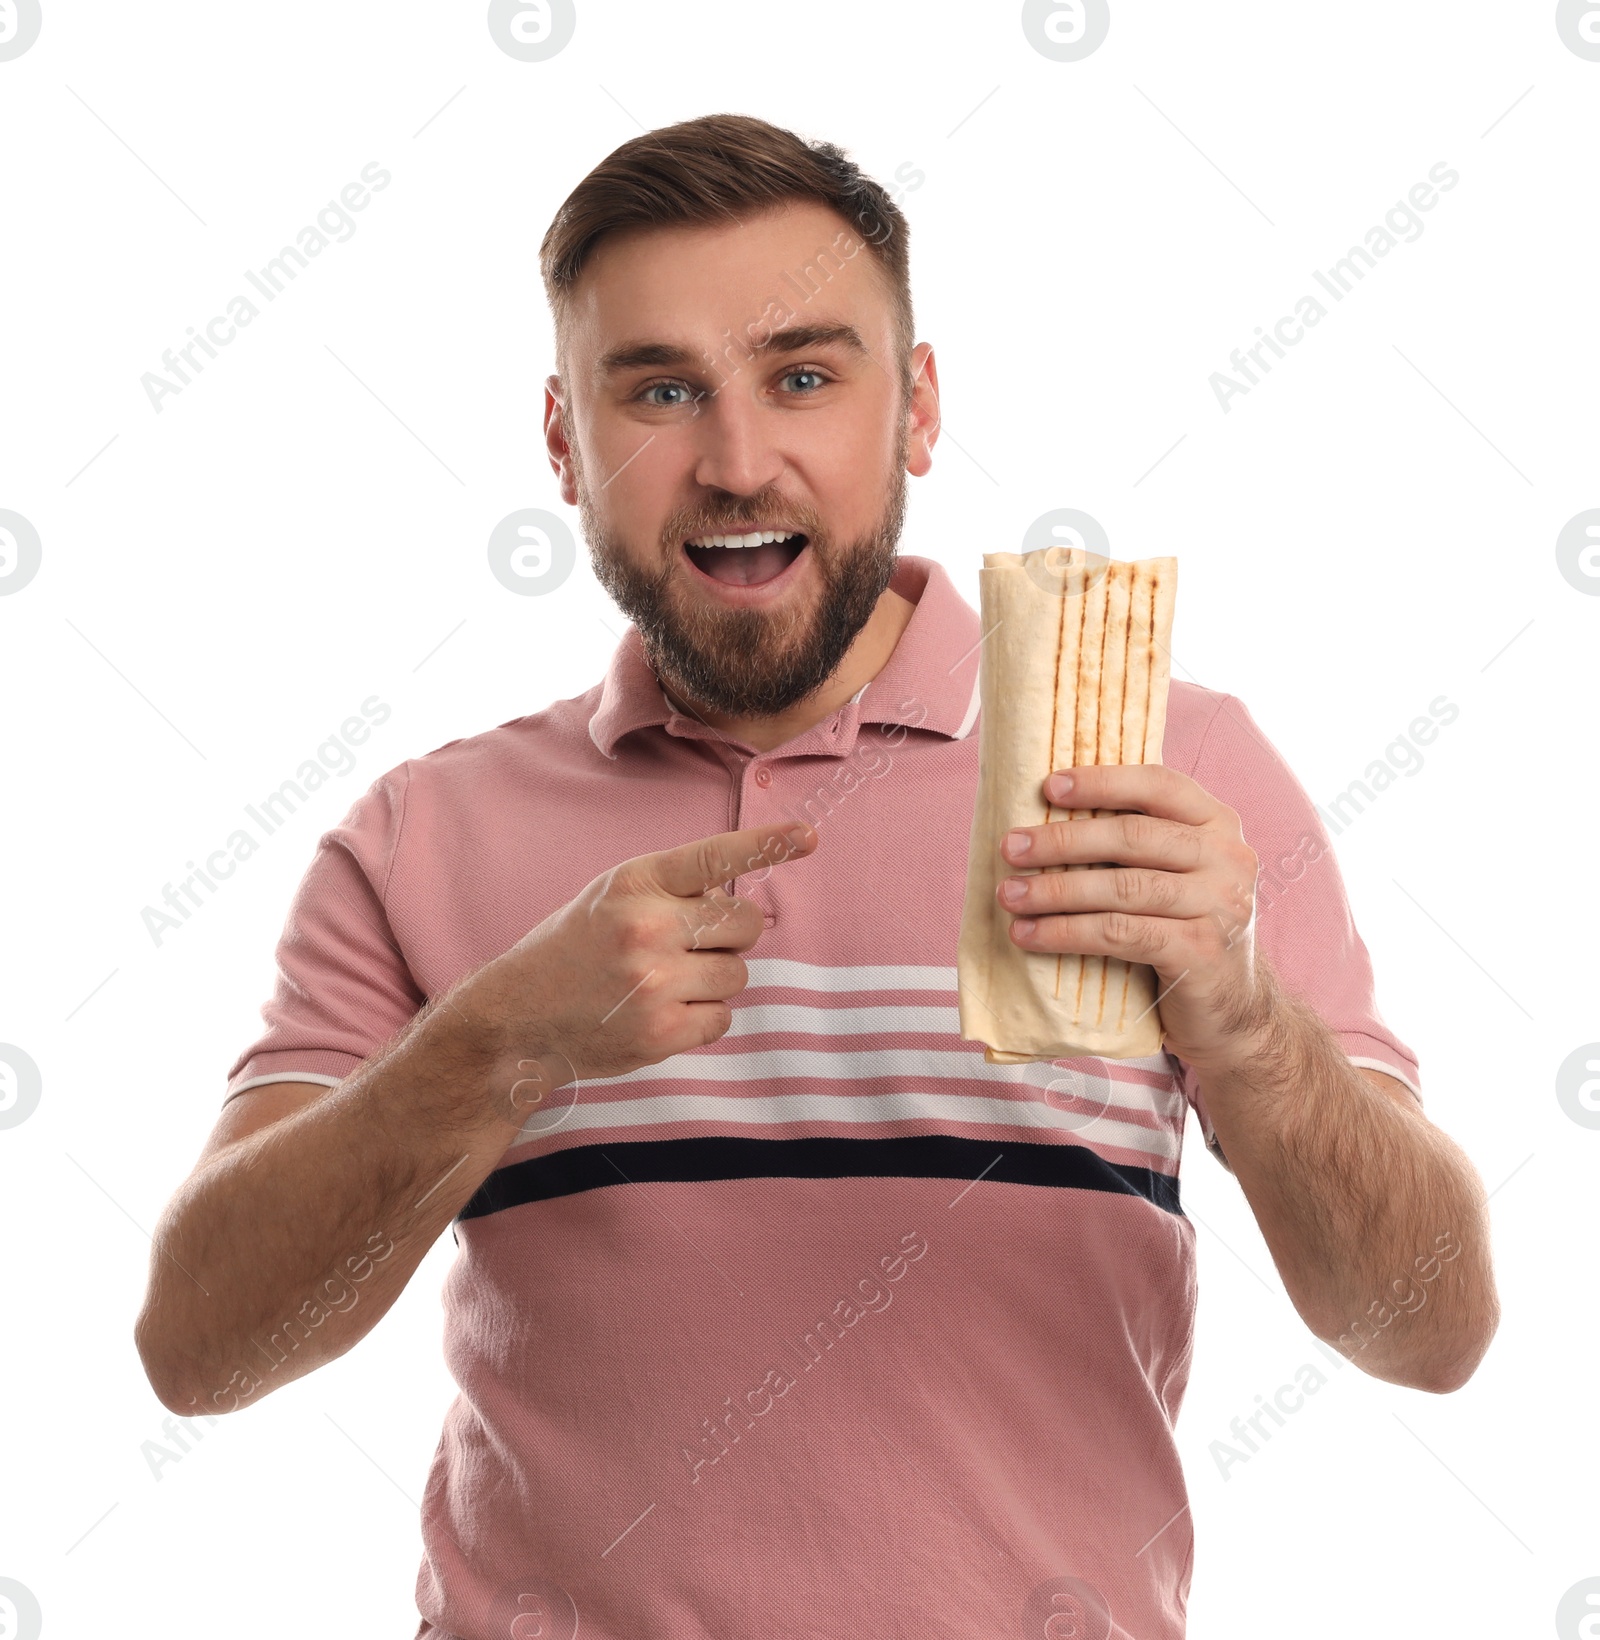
[{"xmin": 754, "ymin": 766, "xmax": 772, "ymax": 787}]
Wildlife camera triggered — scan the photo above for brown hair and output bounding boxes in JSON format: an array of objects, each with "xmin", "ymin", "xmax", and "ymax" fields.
[{"xmin": 539, "ymin": 112, "xmax": 914, "ymax": 407}]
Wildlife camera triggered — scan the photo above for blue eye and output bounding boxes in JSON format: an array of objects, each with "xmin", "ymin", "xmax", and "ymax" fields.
[
  {"xmin": 632, "ymin": 367, "xmax": 832, "ymax": 407},
  {"xmin": 637, "ymin": 381, "xmax": 697, "ymax": 408}
]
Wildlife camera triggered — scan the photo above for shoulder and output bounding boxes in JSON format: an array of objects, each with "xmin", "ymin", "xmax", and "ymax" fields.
[
  {"xmin": 1158, "ymin": 682, "xmax": 1339, "ymax": 877},
  {"xmin": 335, "ymin": 689, "xmax": 605, "ymax": 866},
  {"xmin": 1161, "ymin": 678, "xmax": 1238, "ymax": 776},
  {"xmin": 400, "ymin": 686, "xmax": 604, "ymax": 794},
  {"xmin": 1160, "ymin": 682, "xmax": 1320, "ymax": 824}
]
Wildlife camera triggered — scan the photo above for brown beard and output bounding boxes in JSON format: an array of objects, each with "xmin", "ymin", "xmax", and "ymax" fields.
[{"xmin": 572, "ymin": 408, "xmax": 911, "ymax": 721}]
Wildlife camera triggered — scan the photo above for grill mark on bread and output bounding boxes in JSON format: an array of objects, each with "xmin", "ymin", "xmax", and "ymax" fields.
[
  {"xmin": 1046, "ymin": 557, "xmax": 1069, "ymax": 1005},
  {"xmin": 959, "ymin": 547, "xmax": 1177, "ymax": 1066},
  {"xmin": 1066, "ymin": 557, "xmax": 1095, "ymax": 1014},
  {"xmin": 1095, "ymin": 563, "xmax": 1128, "ymax": 1029},
  {"xmin": 1087, "ymin": 564, "xmax": 1110, "ymax": 1023},
  {"xmin": 1141, "ymin": 568, "xmax": 1158, "ymax": 761},
  {"xmin": 1114, "ymin": 564, "xmax": 1134, "ymax": 1023},
  {"xmin": 1118, "ymin": 565, "xmax": 1167, "ymax": 1031}
]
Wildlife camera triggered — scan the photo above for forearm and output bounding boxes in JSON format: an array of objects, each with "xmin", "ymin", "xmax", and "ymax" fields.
[
  {"xmin": 137, "ymin": 988, "xmax": 525, "ymax": 1414},
  {"xmin": 1198, "ymin": 974, "xmax": 1498, "ymax": 1392}
]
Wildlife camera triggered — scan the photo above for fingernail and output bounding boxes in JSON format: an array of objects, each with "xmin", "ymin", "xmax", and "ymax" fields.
[
  {"xmin": 1047, "ymin": 772, "xmax": 1074, "ymax": 799},
  {"xmin": 1012, "ymin": 918, "xmax": 1037, "ymax": 939},
  {"xmin": 999, "ymin": 878, "xmax": 1027, "ymax": 906},
  {"xmin": 1004, "ymin": 829, "xmax": 1032, "ymax": 857}
]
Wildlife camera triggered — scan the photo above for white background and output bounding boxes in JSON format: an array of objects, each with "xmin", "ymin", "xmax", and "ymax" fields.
[{"xmin": 1, "ymin": 2, "xmax": 1596, "ymax": 1636}]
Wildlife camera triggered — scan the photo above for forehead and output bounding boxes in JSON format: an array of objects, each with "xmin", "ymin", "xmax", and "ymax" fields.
[{"xmin": 566, "ymin": 199, "xmax": 893, "ymax": 377}]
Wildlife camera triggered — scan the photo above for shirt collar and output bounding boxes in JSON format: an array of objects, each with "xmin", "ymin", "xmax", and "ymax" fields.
[{"xmin": 588, "ymin": 553, "xmax": 983, "ymax": 761}]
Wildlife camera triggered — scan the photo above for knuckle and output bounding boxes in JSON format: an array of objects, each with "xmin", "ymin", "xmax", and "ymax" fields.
[
  {"xmin": 689, "ymin": 893, "xmax": 757, "ymax": 951},
  {"xmin": 637, "ymin": 1006, "xmax": 681, "ymax": 1053},
  {"xmin": 1103, "ymin": 910, "xmax": 1159, "ymax": 956},
  {"xmin": 618, "ymin": 955, "xmax": 665, "ymax": 997},
  {"xmin": 682, "ymin": 895, "xmax": 731, "ymax": 949},
  {"xmin": 696, "ymin": 1001, "xmax": 734, "ymax": 1046},
  {"xmin": 1120, "ymin": 813, "xmax": 1161, "ymax": 854},
  {"xmin": 1151, "ymin": 870, "xmax": 1182, "ymax": 913},
  {"xmin": 1110, "ymin": 867, "xmax": 1149, "ymax": 910},
  {"xmin": 695, "ymin": 838, "xmax": 734, "ymax": 890},
  {"xmin": 1035, "ymin": 820, "xmax": 1072, "ymax": 860},
  {"xmin": 732, "ymin": 904, "xmax": 769, "ymax": 949},
  {"xmin": 1235, "ymin": 878, "xmax": 1257, "ymax": 916},
  {"xmin": 612, "ymin": 912, "xmax": 659, "ymax": 956}
]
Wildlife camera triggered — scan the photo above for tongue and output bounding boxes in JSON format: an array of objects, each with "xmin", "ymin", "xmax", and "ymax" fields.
[
  {"xmin": 691, "ymin": 539, "xmax": 801, "ymax": 585},
  {"xmin": 691, "ymin": 541, "xmax": 800, "ymax": 587}
]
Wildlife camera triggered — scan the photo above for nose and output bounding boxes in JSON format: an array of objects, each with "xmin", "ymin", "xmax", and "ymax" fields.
[{"xmin": 689, "ymin": 388, "xmax": 786, "ymax": 498}]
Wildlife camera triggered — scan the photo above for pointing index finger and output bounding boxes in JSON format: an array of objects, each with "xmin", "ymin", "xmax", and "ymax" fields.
[{"xmin": 650, "ymin": 822, "xmax": 817, "ymax": 899}]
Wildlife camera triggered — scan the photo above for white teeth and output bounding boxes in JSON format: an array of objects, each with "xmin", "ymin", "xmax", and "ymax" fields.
[{"xmin": 684, "ymin": 530, "xmax": 802, "ymax": 549}]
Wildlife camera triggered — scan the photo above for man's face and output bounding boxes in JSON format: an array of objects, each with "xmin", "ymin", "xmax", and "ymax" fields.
[{"xmin": 546, "ymin": 200, "xmax": 935, "ymax": 719}]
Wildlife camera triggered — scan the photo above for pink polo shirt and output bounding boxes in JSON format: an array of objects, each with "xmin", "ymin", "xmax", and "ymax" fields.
[{"xmin": 224, "ymin": 553, "xmax": 1421, "ymax": 1639}]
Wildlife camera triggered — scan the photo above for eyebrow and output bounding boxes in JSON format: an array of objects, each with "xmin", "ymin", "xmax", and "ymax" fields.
[{"xmin": 594, "ymin": 321, "xmax": 871, "ymax": 381}]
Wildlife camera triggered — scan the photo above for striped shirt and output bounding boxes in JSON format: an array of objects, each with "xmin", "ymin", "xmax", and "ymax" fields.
[{"xmin": 224, "ymin": 552, "xmax": 1421, "ymax": 1639}]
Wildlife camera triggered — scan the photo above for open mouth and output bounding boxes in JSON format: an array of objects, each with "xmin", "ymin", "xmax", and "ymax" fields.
[{"xmin": 682, "ymin": 531, "xmax": 809, "ymax": 588}]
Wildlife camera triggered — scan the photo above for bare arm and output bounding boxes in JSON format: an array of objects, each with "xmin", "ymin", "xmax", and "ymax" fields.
[
  {"xmin": 992, "ymin": 760, "xmax": 1499, "ymax": 1395},
  {"xmin": 135, "ymin": 988, "xmax": 525, "ymax": 1415},
  {"xmin": 1195, "ymin": 968, "xmax": 1499, "ymax": 1394},
  {"xmin": 134, "ymin": 818, "xmax": 817, "ymax": 1416}
]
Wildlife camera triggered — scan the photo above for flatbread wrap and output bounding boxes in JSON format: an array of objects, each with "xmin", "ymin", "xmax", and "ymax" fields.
[{"xmin": 957, "ymin": 547, "xmax": 1178, "ymax": 1062}]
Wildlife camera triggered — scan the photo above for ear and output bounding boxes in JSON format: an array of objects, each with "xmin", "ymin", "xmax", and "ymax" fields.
[
  {"xmin": 903, "ymin": 342, "xmax": 940, "ymax": 478},
  {"xmin": 544, "ymin": 375, "xmax": 578, "ymax": 505}
]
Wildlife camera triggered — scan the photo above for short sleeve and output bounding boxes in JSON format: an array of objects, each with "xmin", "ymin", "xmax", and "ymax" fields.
[
  {"xmin": 223, "ymin": 763, "xmax": 426, "ymax": 1103},
  {"xmin": 1174, "ymin": 695, "xmax": 1423, "ymax": 1171}
]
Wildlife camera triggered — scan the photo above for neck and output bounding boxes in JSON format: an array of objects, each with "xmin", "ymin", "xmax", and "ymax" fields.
[{"xmin": 661, "ymin": 586, "xmax": 918, "ymax": 754}]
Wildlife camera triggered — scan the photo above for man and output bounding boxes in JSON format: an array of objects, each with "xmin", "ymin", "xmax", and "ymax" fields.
[{"xmin": 135, "ymin": 114, "xmax": 1499, "ymax": 1639}]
